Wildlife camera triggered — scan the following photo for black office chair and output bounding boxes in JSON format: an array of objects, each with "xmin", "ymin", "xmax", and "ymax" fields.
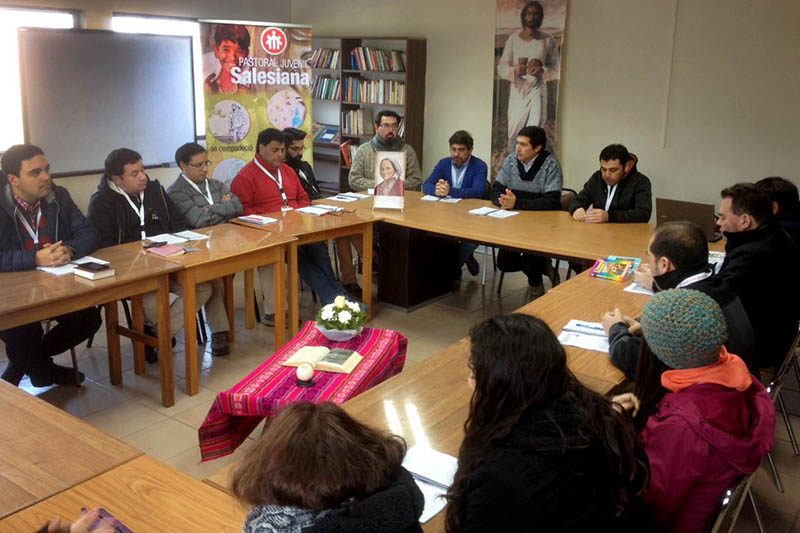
[{"xmin": 707, "ymin": 472, "xmax": 763, "ymax": 533}]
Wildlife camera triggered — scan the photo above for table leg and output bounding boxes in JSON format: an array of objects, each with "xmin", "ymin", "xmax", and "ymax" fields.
[
  {"xmin": 104, "ymin": 301, "xmax": 121, "ymax": 386},
  {"xmin": 288, "ymin": 241, "xmax": 299, "ymax": 336},
  {"xmin": 363, "ymin": 223, "xmax": 374, "ymax": 320},
  {"xmin": 274, "ymin": 250, "xmax": 286, "ymax": 348},
  {"xmin": 244, "ymin": 269, "xmax": 255, "ymax": 329},
  {"xmin": 156, "ymin": 275, "xmax": 175, "ymax": 407},
  {"xmin": 131, "ymin": 295, "xmax": 145, "ymax": 375},
  {"xmin": 224, "ymin": 274, "xmax": 235, "ymax": 343},
  {"xmin": 178, "ymin": 270, "xmax": 198, "ymax": 397}
]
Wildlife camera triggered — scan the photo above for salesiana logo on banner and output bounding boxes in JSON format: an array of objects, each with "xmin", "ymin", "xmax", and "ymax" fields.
[{"xmin": 200, "ymin": 21, "xmax": 312, "ymax": 186}]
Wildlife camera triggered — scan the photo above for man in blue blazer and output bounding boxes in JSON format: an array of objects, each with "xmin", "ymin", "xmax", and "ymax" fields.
[{"xmin": 422, "ymin": 131, "xmax": 488, "ymax": 276}]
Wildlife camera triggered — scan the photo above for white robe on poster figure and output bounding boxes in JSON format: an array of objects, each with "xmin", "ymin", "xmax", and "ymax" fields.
[{"xmin": 497, "ymin": 32, "xmax": 559, "ymax": 151}]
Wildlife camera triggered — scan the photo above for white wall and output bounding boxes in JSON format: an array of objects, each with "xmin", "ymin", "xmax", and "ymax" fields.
[
  {"xmin": 292, "ymin": 0, "xmax": 800, "ymax": 210},
  {"xmin": 1, "ymin": 0, "xmax": 292, "ymax": 212}
]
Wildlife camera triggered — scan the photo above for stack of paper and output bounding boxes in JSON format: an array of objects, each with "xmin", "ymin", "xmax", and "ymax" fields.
[
  {"xmin": 402, "ymin": 445, "xmax": 458, "ymax": 524},
  {"xmin": 421, "ymin": 195, "xmax": 462, "ymax": 203},
  {"xmin": 296, "ymin": 205, "xmax": 343, "ymax": 216},
  {"xmin": 238, "ymin": 215, "xmax": 278, "ymax": 226},
  {"xmin": 148, "ymin": 233, "xmax": 188, "ymax": 245},
  {"xmin": 557, "ymin": 319, "xmax": 609, "ymax": 353},
  {"xmin": 173, "ymin": 230, "xmax": 209, "ymax": 241}
]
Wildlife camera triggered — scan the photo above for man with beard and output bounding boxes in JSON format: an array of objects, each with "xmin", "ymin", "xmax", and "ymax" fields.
[{"xmin": 283, "ymin": 127, "xmax": 322, "ymax": 200}]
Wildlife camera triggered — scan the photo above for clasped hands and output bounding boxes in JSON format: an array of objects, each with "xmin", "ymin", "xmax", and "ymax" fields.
[
  {"xmin": 35, "ymin": 241, "xmax": 71, "ymax": 268},
  {"xmin": 434, "ymin": 179, "xmax": 450, "ymax": 197},
  {"xmin": 572, "ymin": 207, "xmax": 609, "ymax": 223}
]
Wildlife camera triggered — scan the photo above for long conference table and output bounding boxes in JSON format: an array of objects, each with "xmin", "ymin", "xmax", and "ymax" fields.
[{"xmin": 204, "ymin": 192, "xmax": 725, "ymax": 531}]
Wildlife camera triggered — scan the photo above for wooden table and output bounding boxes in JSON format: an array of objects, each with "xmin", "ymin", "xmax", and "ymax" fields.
[
  {"xmin": 0, "ymin": 244, "xmax": 180, "ymax": 406},
  {"xmin": 233, "ymin": 208, "xmax": 380, "ymax": 334},
  {"xmin": 156, "ymin": 224, "xmax": 297, "ymax": 396},
  {"xmin": 325, "ymin": 191, "xmax": 656, "ymax": 261},
  {"xmin": 0, "ymin": 456, "xmax": 246, "ymax": 532},
  {"xmin": 203, "ymin": 272, "xmax": 652, "ymax": 527},
  {"xmin": 0, "ymin": 381, "xmax": 142, "ymax": 519}
]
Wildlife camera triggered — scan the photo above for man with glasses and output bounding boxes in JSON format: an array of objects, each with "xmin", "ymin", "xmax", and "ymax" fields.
[
  {"xmin": 167, "ymin": 142, "xmax": 242, "ymax": 356},
  {"xmin": 340, "ymin": 110, "xmax": 421, "ymax": 298}
]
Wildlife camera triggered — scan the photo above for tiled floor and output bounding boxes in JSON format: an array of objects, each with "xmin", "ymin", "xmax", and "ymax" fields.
[{"xmin": 2, "ymin": 259, "xmax": 799, "ymax": 531}]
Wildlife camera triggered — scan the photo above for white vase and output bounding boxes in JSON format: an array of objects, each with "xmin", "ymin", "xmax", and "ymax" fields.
[{"xmin": 315, "ymin": 323, "xmax": 362, "ymax": 342}]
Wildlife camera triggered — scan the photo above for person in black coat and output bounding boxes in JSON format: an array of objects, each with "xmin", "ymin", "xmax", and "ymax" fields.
[
  {"xmin": 445, "ymin": 314, "xmax": 649, "ymax": 532},
  {"xmin": 602, "ymin": 221, "xmax": 757, "ymax": 379},
  {"xmin": 283, "ymin": 127, "xmax": 322, "ymax": 200},
  {"xmin": 716, "ymin": 183, "xmax": 800, "ymax": 370},
  {"xmin": 0, "ymin": 144, "xmax": 101, "ymax": 386},
  {"xmin": 231, "ymin": 402, "xmax": 424, "ymax": 533},
  {"xmin": 569, "ymin": 144, "xmax": 652, "ymax": 223},
  {"xmin": 87, "ymin": 148, "xmax": 211, "ymax": 361},
  {"xmin": 756, "ymin": 176, "xmax": 800, "ymax": 245}
]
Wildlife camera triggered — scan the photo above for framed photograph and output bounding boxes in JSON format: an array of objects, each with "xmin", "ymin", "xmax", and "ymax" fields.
[{"xmin": 373, "ymin": 151, "xmax": 405, "ymax": 209}]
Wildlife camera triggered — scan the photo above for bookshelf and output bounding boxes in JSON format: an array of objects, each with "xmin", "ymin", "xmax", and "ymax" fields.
[{"xmin": 310, "ymin": 37, "xmax": 426, "ymax": 192}]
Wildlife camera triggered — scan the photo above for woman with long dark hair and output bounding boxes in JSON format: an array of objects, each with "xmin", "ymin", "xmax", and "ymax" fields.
[
  {"xmin": 616, "ymin": 289, "xmax": 775, "ymax": 532},
  {"xmin": 445, "ymin": 314, "xmax": 649, "ymax": 532},
  {"xmin": 231, "ymin": 402, "xmax": 424, "ymax": 532}
]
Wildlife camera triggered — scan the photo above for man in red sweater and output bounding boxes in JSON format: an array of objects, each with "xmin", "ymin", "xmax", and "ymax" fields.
[{"xmin": 231, "ymin": 128, "xmax": 347, "ymax": 324}]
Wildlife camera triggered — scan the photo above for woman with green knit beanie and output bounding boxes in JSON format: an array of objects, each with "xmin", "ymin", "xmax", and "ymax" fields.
[{"xmin": 612, "ymin": 289, "xmax": 775, "ymax": 532}]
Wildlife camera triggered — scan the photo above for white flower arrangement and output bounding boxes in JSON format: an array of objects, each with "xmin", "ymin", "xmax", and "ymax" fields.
[{"xmin": 316, "ymin": 295, "xmax": 367, "ymax": 331}]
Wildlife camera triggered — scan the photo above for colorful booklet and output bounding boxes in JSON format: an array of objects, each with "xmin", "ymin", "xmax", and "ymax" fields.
[{"xmin": 590, "ymin": 255, "xmax": 641, "ymax": 282}]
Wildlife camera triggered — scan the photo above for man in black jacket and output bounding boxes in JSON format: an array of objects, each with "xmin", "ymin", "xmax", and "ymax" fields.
[
  {"xmin": 756, "ymin": 176, "xmax": 800, "ymax": 245},
  {"xmin": 716, "ymin": 183, "xmax": 800, "ymax": 370},
  {"xmin": 0, "ymin": 144, "xmax": 101, "ymax": 386},
  {"xmin": 569, "ymin": 144, "xmax": 652, "ymax": 223},
  {"xmin": 87, "ymin": 148, "xmax": 211, "ymax": 361},
  {"xmin": 283, "ymin": 127, "xmax": 322, "ymax": 200},
  {"xmin": 601, "ymin": 221, "xmax": 756, "ymax": 379}
]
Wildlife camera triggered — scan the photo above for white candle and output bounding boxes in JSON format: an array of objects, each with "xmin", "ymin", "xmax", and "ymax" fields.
[{"xmin": 296, "ymin": 363, "xmax": 314, "ymax": 382}]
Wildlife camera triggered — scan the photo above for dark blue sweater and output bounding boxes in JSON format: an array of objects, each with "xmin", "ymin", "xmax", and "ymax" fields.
[{"xmin": 422, "ymin": 156, "xmax": 488, "ymax": 199}]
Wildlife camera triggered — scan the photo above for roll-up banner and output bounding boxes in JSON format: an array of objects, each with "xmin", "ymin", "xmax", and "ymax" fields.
[{"xmin": 200, "ymin": 21, "xmax": 312, "ymax": 185}]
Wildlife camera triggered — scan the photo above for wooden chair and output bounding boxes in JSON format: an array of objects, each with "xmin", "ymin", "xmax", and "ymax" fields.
[
  {"xmin": 707, "ymin": 472, "xmax": 763, "ymax": 533},
  {"xmin": 763, "ymin": 328, "xmax": 800, "ymax": 492}
]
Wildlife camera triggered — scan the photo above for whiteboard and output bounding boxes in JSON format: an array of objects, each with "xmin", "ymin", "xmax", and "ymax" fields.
[{"xmin": 19, "ymin": 28, "xmax": 196, "ymax": 176}]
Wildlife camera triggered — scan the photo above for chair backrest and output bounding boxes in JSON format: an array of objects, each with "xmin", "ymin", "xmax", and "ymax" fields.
[
  {"xmin": 560, "ymin": 188, "xmax": 577, "ymax": 212},
  {"xmin": 766, "ymin": 328, "xmax": 800, "ymax": 398},
  {"xmin": 707, "ymin": 473, "xmax": 755, "ymax": 533}
]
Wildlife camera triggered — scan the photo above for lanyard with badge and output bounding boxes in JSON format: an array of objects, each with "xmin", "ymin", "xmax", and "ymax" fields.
[
  {"xmin": 182, "ymin": 174, "xmax": 214, "ymax": 205},
  {"xmin": 113, "ymin": 184, "xmax": 146, "ymax": 239},
  {"xmin": 16, "ymin": 210, "xmax": 42, "ymax": 246},
  {"xmin": 254, "ymin": 158, "xmax": 291, "ymax": 211}
]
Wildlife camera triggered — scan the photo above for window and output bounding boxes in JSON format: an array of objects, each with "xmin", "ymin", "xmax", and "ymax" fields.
[
  {"xmin": 112, "ymin": 14, "xmax": 205, "ymax": 137},
  {"xmin": 0, "ymin": 8, "xmax": 77, "ymax": 151}
]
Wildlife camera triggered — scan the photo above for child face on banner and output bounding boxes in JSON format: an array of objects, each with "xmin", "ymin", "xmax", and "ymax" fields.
[{"xmin": 214, "ymin": 39, "xmax": 246, "ymax": 74}]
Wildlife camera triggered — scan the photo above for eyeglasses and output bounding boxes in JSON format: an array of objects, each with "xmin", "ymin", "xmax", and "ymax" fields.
[
  {"xmin": 378, "ymin": 123, "xmax": 399, "ymax": 130},
  {"xmin": 189, "ymin": 160, "xmax": 212, "ymax": 169}
]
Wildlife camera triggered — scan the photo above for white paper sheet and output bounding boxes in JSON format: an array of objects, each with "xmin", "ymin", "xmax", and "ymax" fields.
[
  {"xmin": 420, "ymin": 195, "xmax": 440, "ymax": 202},
  {"xmin": 173, "ymin": 230, "xmax": 209, "ymax": 241},
  {"xmin": 487, "ymin": 209, "xmax": 519, "ymax": 219},
  {"xmin": 439, "ymin": 197, "xmax": 461, "ymax": 203},
  {"xmin": 624, "ymin": 282, "xmax": 654, "ymax": 296},
  {"xmin": 468, "ymin": 206, "xmax": 498, "ymax": 216},
  {"xmin": 403, "ymin": 445, "xmax": 458, "ymax": 524},
  {"xmin": 238, "ymin": 215, "xmax": 278, "ymax": 225},
  {"xmin": 330, "ymin": 194, "xmax": 358, "ymax": 202},
  {"xmin": 558, "ymin": 319, "xmax": 609, "ymax": 353},
  {"xmin": 148, "ymin": 233, "xmax": 188, "ymax": 245}
]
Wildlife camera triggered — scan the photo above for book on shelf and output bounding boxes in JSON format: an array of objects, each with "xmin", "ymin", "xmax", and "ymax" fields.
[
  {"xmin": 589, "ymin": 256, "xmax": 642, "ymax": 282},
  {"xmin": 343, "ymin": 77, "xmax": 405, "ymax": 105},
  {"xmin": 341, "ymin": 108, "xmax": 374, "ymax": 136},
  {"xmin": 311, "ymin": 75, "xmax": 341, "ymax": 100},
  {"xmin": 339, "ymin": 140, "xmax": 358, "ymax": 167},
  {"xmin": 73, "ymin": 261, "xmax": 115, "ymax": 280},
  {"xmin": 282, "ymin": 345, "xmax": 363, "ymax": 374},
  {"xmin": 309, "ymin": 48, "xmax": 340, "ymax": 69},
  {"xmin": 349, "ymin": 46, "xmax": 406, "ymax": 72}
]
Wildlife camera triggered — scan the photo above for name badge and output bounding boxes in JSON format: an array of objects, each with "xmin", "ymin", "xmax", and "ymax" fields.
[{"xmin": 281, "ymin": 206, "xmax": 293, "ymax": 212}]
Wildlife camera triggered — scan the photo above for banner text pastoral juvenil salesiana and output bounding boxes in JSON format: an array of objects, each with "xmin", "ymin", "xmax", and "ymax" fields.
[{"xmin": 231, "ymin": 57, "xmax": 310, "ymax": 86}]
